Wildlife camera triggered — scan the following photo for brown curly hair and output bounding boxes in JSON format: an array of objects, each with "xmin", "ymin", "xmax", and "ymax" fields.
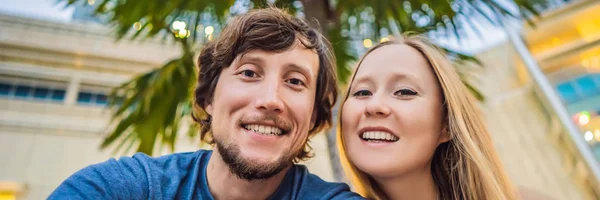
[{"xmin": 192, "ymin": 7, "xmax": 338, "ymax": 162}]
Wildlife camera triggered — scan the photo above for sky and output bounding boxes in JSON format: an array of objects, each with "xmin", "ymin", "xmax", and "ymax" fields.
[
  {"xmin": 0, "ymin": 0, "xmax": 512, "ymax": 54},
  {"xmin": 0, "ymin": 0, "xmax": 74, "ymax": 22},
  {"xmin": 433, "ymin": 20, "xmax": 511, "ymax": 54}
]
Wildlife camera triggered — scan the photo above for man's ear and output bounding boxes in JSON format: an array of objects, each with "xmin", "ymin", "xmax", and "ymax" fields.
[
  {"xmin": 438, "ymin": 126, "xmax": 451, "ymax": 144},
  {"xmin": 310, "ymin": 109, "xmax": 317, "ymax": 130}
]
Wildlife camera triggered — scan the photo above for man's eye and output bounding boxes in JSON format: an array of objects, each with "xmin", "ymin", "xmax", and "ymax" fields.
[
  {"xmin": 241, "ymin": 70, "xmax": 258, "ymax": 78},
  {"xmin": 286, "ymin": 78, "xmax": 305, "ymax": 86},
  {"xmin": 394, "ymin": 89, "xmax": 418, "ymax": 96},
  {"xmin": 352, "ymin": 90, "xmax": 372, "ymax": 97}
]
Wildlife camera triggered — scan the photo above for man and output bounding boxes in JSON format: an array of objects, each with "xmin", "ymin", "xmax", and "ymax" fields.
[{"xmin": 49, "ymin": 7, "xmax": 363, "ymax": 200}]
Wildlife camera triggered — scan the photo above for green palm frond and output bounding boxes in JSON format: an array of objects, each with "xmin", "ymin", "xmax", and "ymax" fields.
[
  {"xmin": 61, "ymin": 0, "xmax": 234, "ymax": 155},
  {"xmin": 336, "ymin": 0, "xmax": 549, "ymax": 42},
  {"xmin": 328, "ymin": 26, "xmax": 355, "ymax": 85},
  {"xmin": 251, "ymin": 0, "xmax": 299, "ymax": 14},
  {"xmin": 104, "ymin": 50, "xmax": 196, "ymax": 155},
  {"xmin": 63, "ymin": 0, "xmax": 235, "ymax": 42}
]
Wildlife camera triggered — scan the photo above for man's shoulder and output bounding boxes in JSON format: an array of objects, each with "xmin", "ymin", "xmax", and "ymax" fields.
[
  {"xmin": 48, "ymin": 149, "xmax": 212, "ymax": 199},
  {"xmin": 93, "ymin": 149, "xmax": 208, "ymax": 172},
  {"xmin": 291, "ymin": 165, "xmax": 364, "ymax": 199},
  {"xmin": 137, "ymin": 149, "xmax": 209, "ymax": 165}
]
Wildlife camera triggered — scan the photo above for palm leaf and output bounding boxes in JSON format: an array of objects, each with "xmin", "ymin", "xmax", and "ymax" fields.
[
  {"xmin": 102, "ymin": 53, "xmax": 196, "ymax": 155},
  {"xmin": 328, "ymin": 26, "xmax": 355, "ymax": 85},
  {"xmin": 337, "ymin": 0, "xmax": 549, "ymax": 42}
]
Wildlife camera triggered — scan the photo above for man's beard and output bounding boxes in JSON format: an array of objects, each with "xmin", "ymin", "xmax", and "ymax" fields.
[{"xmin": 215, "ymin": 138, "xmax": 294, "ymax": 181}]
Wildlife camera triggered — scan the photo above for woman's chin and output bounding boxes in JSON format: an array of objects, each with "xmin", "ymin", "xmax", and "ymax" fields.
[{"xmin": 354, "ymin": 161, "xmax": 407, "ymax": 179}]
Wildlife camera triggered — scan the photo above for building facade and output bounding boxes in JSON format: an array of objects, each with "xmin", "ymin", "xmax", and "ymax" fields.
[{"xmin": 476, "ymin": 0, "xmax": 600, "ymax": 199}]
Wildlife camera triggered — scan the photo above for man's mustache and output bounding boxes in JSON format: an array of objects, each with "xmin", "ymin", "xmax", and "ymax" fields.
[{"xmin": 238, "ymin": 115, "xmax": 293, "ymax": 132}]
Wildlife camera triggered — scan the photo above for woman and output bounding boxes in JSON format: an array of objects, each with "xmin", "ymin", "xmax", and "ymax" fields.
[{"xmin": 337, "ymin": 35, "xmax": 517, "ymax": 200}]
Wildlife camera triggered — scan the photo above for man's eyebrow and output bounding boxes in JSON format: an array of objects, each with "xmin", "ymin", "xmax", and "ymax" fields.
[
  {"xmin": 238, "ymin": 54, "xmax": 265, "ymax": 65},
  {"xmin": 285, "ymin": 63, "xmax": 314, "ymax": 79}
]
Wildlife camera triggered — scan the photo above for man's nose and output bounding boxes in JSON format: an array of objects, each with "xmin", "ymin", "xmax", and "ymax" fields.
[{"xmin": 254, "ymin": 80, "xmax": 284, "ymax": 114}]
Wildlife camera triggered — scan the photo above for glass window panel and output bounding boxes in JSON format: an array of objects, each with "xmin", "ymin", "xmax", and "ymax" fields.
[
  {"xmin": 96, "ymin": 94, "xmax": 108, "ymax": 105},
  {"xmin": 77, "ymin": 92, "xmax": 93, "ymax": 104},
  {"xmin": 557, "ymin": 82, "xmax": 580, "ymax": 104},
  {"xmin": 576, "ymin": 75, "xmax": 599, "ymax": 98},
  {"xmin": 33, "ymin": 87, "xmax": 50, "ymax": 99},
  {"xmin": 594, "ymin": 74, "xmax": 600, "ymax": 85},
  {"xmin": 51, "ymin": 89, "xmax": 66, "ymax": 101},
  {"xmin": 14, "ymin": 85, "xmax": 32, "ymax": 98},
  {"xmin": 593, "ymin": 144, "xmax": 600, "ymax": 162},
  {"xmin": 0, "ymin": 83, "xmax": 11, "ymax": 96}
]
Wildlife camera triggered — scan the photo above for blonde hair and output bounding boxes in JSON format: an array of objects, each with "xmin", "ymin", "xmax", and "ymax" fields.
[{"xmin": 337, "ymin": 34, "xmax": 518, "ymax": 200}]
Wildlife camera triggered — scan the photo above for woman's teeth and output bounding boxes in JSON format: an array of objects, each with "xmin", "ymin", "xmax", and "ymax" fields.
[
  {"xmin": 361, "ymin": 131, "xmax": 399, "ymax": 142},
  {"xmin": 243, "ymin": 124, "xmax": 283, "ymax": 136}
]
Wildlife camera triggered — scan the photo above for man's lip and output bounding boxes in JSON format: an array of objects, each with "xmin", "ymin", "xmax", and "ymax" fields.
[
  {"xmin": 243, "ymin": 128, "xmax": 282, "ymax": 141},
  {"xmin": 241, "ymin": 121, "xmax": 289, "ymax": 132},
  {"xmin": 357, "ymin": 126, "xmax": 398, "ymax": 137}
]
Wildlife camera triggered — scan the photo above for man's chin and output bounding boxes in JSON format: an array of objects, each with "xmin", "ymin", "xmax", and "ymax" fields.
[
  {"xmin": 240, "ymin": 152, "xmax": 285, "ymax": 164},
  {"xmin": 216, "ymin": 142, "xmax": 293, "ymax": 181}
]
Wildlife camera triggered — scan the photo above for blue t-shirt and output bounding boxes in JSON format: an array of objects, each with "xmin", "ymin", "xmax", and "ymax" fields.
[{"xmin": 48, "ymin": 150, "xmax": 363, "ymax": 199}]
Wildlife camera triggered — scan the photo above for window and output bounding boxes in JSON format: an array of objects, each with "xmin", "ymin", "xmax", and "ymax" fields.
[
  {"xmin": 14, "ymin": 85, "xmax": 31, "ymax": 98},
  {"xmin": 52, "ymin": 90, "xmax": 66, "ymax": 101},
  {"xmin": 77, "ymin": 84, "xmax": 111, "ymax": 107},
  {"xmin": 33, "ymin": 87, "xmax": 49, "ymax": 99},
  {"xmin": 77, "ymin": 92, "xmax": 93, "ymax": 104},
  {"xmin": 0, "ymin": 83, "xmax": 11, "ymax": 96},
  {"xmin": 576, "ymin": 75, "xmax": 600, "ymax": 98},
  {"xmin": 557, "ymin": 82, "xmax": 580, "ymax": 104},
  {"xmin": 556, "ymin": 73, "xmax": 600, "ymax": 105},
  {"xmin": 76, "ymin": 91, "xmax": 109, "ymax": 106},
  {"xmin": 96, "ymin": 94, "xmax": 108, "ymax": 105},
  {"xmin": 0, "ymin": 79, "xmax": 67, "ymax": 103}
]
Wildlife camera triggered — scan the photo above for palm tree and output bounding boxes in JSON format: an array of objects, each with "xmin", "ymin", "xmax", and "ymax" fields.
[{"xmin": 63, "ymin": 0, "xmax": 550, "ymax": 181}]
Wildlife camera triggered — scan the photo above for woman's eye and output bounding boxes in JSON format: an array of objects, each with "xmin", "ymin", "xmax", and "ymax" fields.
[
  {"xmin": 352, "ymin": 90, "xmax": 372, "ymax": 97},
  {"xmin": 394, "ymin": 89, "xmax": 418, "ymax": 96},
  {"xmin": 240, "ymin": 70, "xmax": 258, "ymax": 78},
  {"xmin": 286, "ymin": 78, "xmax": 305, "ymax": 86}
]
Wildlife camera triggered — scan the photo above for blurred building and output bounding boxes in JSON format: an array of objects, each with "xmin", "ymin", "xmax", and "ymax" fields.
[
  {"xmin": 0, "ymin": 11, "xmax": 336, "ymax": 199},
  {"xmin": 0, "ymin": 12, "xmax": 175, "ymax": 199},
  {"xmin": 524, "ymin": 0, "xmax": 600, "ymax": 159},
  {"xmin": 476, "ymin": 0, "xmax": 600, "ymax": 199}
]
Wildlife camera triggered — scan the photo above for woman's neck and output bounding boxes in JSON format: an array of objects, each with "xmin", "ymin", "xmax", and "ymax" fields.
[{"xmin": 374, "ymin": 168, "xmax": 438, "ymax": 200}]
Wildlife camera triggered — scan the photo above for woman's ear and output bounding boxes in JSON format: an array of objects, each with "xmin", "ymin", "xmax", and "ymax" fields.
[{"xmin": 438, "ymin": 126, "xmax": 451, "ymax": 144}]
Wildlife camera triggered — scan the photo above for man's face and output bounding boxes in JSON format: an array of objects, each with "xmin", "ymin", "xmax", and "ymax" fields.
[{"xmin": 206, "ymin": 41, "xmax": 320, "ymax": 180}]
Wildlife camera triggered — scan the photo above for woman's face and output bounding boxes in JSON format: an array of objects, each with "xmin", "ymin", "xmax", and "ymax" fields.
[{"xmin": 342, "ymin": 44, "xmax": 449, "ymax": 179}]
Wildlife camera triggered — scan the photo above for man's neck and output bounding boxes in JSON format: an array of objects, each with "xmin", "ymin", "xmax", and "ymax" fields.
[
  {"xmin": 206, "ymin": 148, "xmax": 289, "ymax": 200},
  {"xmin": 375, "ymin": 166, "xmax": 438, "ymax": 200}
]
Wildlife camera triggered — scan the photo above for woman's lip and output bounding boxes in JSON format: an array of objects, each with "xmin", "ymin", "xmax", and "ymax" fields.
[
  {"xmin": 359, "ymin": 138, "xmax": 397, "ymax": 147},
  {"xmin": 357, "ymin": 126, "xmax": 398, "ymax": 137}
]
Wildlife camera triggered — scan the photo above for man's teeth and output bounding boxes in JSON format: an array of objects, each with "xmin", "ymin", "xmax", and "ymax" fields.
[
  {"xmin": 243, "ymin": 124, "xmax": 283, "ymax": 136},
  {"xmin": 361, "ymin": 131, "xmax": 399, "ymax": 141}
]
